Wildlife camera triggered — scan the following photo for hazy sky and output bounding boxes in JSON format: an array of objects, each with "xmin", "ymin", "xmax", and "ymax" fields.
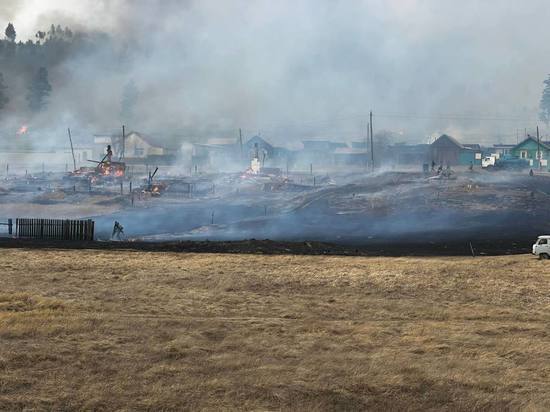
[{"xmin": 2, "ymin": 0, "xmax": 550, "ymax": 143}]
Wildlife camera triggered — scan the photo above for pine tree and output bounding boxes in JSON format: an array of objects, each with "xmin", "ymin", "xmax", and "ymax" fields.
[
  {"xmin": 5, "ymin": 23, "xmax": 16, "ymax": 42},
  {"xmin": 0, "ymin": 73, "xmax": 8, "ymax": 112},
  {"xmin": 27, "ymin": 67, "xmax": 52, "ymax": 112},
  {"xmin": 539, "ymin": 74, "xmax": 550, "ymax": 127}
]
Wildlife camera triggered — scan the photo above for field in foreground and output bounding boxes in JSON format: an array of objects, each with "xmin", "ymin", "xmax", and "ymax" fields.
[{"xmin": 0, "ymin": 250, "xmax": 549, "ymax": 411}]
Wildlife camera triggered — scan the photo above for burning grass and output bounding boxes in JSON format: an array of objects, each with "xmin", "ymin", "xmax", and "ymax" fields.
[{"xmin": 0, "ymin": 250, "xmax": 549, "ymax": 410}]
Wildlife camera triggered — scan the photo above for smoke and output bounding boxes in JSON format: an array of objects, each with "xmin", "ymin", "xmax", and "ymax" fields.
[{"xmin": 2, "ymin": 0, "xmax": 550, "ymax": 145}]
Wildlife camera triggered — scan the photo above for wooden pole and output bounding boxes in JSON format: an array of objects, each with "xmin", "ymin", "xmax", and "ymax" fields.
[
  {"xmin": 67, "ymin": 128, "xmax": 77, "ymax": 171},
  {"xmin": 369, "ymin": 111, "xmax": 374, "ymax": 171},
  {"xmin": 366, "ymin": 121, "xmax": 370, "ymax": 171},
  {"xmin": 537, "ymin": 125, "xmax": 542, "ymax": 169},
  {"xmin": 239, "ymin": 128, "xmax": 243, "ymax": 160},
  {"xmin": 121, "ymin": 125, "xmax": 126, "ymax": 160}
]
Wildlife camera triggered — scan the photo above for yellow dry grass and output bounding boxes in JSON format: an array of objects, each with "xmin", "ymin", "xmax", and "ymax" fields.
[{"xmin": 0, "ymin": 250, "xmax": 549, "ymax": 411}]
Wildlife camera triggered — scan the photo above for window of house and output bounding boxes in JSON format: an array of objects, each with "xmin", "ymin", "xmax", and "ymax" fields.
[
  {"xmin": 520, "ymin": 150, "xmax": 527, "ymax": 159},
  {"xmin": 536, "ymin": 151, "xmax": 544, "ymax": 159},
  {"xmin": 134, "ymin": 147, "xmax": 144, "ymax": 156}
]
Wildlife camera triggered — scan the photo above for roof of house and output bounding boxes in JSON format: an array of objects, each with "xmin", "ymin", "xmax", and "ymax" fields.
[
  {"xmin": 431, "ymin": 134, "xmax": 464, "ymax": 148},
  {"xmin": 513, "ymin": 136, "xmax": 550, "ymax": 151},
  {"xmin": 207, "ymin": 137, "xmax": 238, "ymax": 146},
  {"xmin": 126, "ymin": 131, "xmax": 182, "ymax": 151},
  {"xmin": 334, "ymin": 148, "xmax": 367, "ymax": 155},
  {"xmin": 432, "ymin": 134, "xmax": 481, "ymax": 151},
  {"xmin": 493, "ymin": 144, "xmax": 516, "ymax": 148},
  {"xmin": 94, "ymin": 131, "xmax": 181, "ymax": 150},
  {"xmin": 246, "ymin": 136, "xmax": 274, "ymax": 150}
]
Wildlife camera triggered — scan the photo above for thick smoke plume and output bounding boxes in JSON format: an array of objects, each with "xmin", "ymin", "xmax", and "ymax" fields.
[{"xmin": 1, "ymin": 0, "xmax": 549, "ymax": 146}]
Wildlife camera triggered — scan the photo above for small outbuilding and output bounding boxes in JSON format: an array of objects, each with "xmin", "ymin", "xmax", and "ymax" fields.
[{"xmin": 430, "ymin": 134, "xmax": 482, "ymax": 166}]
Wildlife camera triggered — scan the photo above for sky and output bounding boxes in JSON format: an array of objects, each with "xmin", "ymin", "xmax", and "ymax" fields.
[{"xmin": 1, "ymin": 0, "xmax": 550, "ymax": 144}]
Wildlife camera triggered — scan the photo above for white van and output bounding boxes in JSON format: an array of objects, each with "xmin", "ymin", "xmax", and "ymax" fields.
[{"xmin": 532, "ymin": 236, "xmax": 550, "ymax": 259}]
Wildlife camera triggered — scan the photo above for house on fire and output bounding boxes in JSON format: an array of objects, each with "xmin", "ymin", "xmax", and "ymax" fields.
[
  {"xmin": 245, "ymin": 135, "xmax": 290, "ymax": 165},
  {"xmin": 192, "ymin": 135, "xmax": 290, "ymax": 171},
  {"xmin": 429, "ymin": 134, "xmax": 482, "ymax": 166}
]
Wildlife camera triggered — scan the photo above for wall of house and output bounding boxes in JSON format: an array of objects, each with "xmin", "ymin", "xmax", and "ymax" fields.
[
  {"xmin": 430, "ymin": 146, "xmax": 461, "ymax": 165},
  {"xmin": 458, "ymin": 150, "xmax": 482, "ymax": 166},
  {"xmin": 511, "ymin": 140, "xmax": 550, "ymax": 169},
  {"xmin": 334, "ymin": 153, "xmax": 367, "ymax": 166},
  {"xmin": 125, "ymin": 134, "xmax": 164, "ymax": 158}
]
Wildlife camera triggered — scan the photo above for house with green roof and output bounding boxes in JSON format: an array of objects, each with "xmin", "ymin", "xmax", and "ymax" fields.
[{"xmin": 510, "ymin": 136, "xmax": 550, "ymax": 170}]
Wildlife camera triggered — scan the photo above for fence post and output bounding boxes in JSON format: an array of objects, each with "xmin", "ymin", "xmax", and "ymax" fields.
[{"xmin": 8, "ymin": 218, "xmax": 12, "ymax": 235}]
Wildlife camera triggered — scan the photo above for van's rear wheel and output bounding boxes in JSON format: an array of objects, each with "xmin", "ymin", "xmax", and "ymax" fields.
[{"xmin": 540, "ymin": 253, "xmax": 550, "ymax": 260}]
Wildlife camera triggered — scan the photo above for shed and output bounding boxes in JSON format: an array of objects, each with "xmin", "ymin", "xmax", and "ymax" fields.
[{"xmin": 430, "ymin": 134, "xmax": 482, "ymax": 166}]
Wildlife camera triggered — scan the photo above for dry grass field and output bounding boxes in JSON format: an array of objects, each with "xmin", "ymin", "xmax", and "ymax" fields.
[{"xmin": 0, "ymin": 249, "xmax": 549, "ymax": 411}]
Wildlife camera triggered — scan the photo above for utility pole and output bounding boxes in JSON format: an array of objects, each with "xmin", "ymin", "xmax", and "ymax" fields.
[
  {"xmin": 537, "ymin": 125, "xmax": 542, "ymax": 169},
  {"xmin": 239, "ymin": 128, "xmax": 243, "ymax": 161},
  {"xmin": 67, "ymin": 128, "xmax": 77, "ymax": 171},
  {"xmin": 369, "ymin": 111, "xmax": 374, "ymax": 171},
  {"xmin": 120, "ymin": 125, "xmax": 126, "ymax": 160},
  {"xmin": 366, "ymin": 121, "xmax": 370, "ymax": 171}
]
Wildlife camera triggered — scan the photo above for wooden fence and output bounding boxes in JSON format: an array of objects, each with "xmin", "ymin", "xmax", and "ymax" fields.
[{"xmin": 16, "ymin": 218, "xmax": 95, "ymax": 241}]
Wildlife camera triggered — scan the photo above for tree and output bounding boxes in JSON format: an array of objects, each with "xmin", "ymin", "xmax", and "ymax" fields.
[
  {"xmin": 27, "ymin": 67, "xmax": 52, "ymax": 112},
  {"xmin": 0, "ymin": 73, "xmax": 9, "ymax": 112},
  {"xmin": 35, "ymin": 31, "xmax": 46, "ymax": 43},
  {"xmin": 5, "ymin": 23, "xmax": 16, "ymax": 42},
  {"xmin": 539, "ymin": 74, "xmax": 550, "ymax": 127},
  {"xmin": 121, "ymin": 79, "xmax": 139, "ymax": 122}
]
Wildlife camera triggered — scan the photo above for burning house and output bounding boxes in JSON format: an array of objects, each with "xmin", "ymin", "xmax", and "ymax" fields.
[
  {"xmin": 192, "ymin": 135, "xmax": 290, "ymax": 172},
  {"xmin": 244, "ymin": 136, "xmax": 290, "ymax": 168}
]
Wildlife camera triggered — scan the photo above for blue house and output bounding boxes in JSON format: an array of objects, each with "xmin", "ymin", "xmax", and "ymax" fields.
[{"xmin": 510, "ymin": 136, "xmax": 550, "ymax": 170}]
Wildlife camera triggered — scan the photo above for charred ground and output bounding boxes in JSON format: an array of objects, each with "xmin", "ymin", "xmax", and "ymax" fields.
[{"xmin": 0, "ymin": 169, "xmax": 549, "ymax": 255}]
